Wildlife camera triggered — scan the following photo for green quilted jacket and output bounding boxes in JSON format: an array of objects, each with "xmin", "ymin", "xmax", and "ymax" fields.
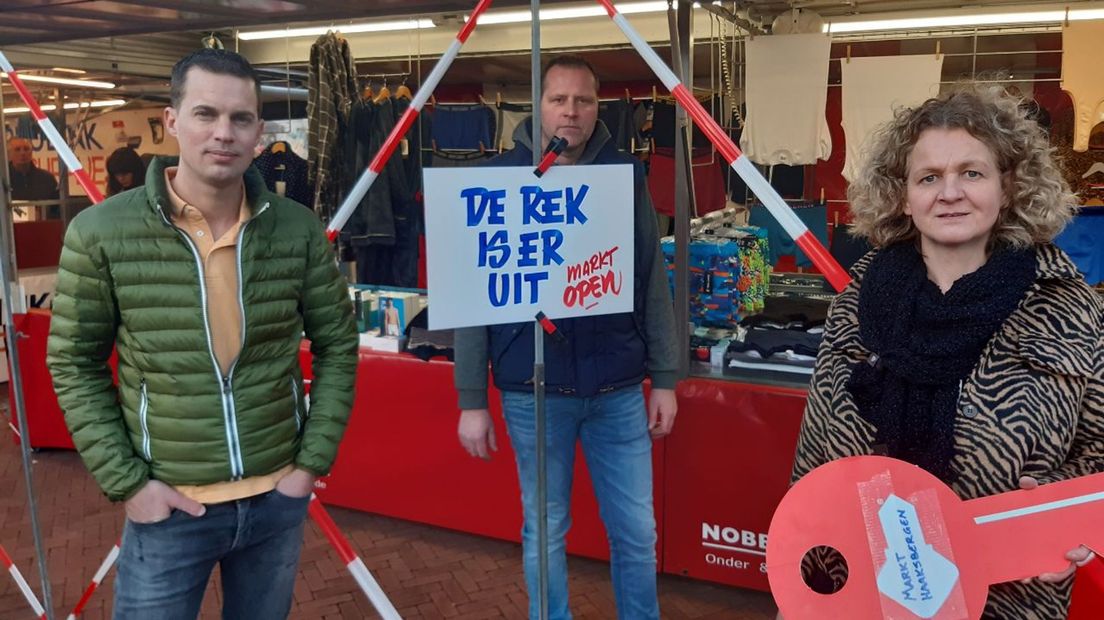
[{"xmin": 47, "ymin": 157, "xmax": 358, "ymax": 501}]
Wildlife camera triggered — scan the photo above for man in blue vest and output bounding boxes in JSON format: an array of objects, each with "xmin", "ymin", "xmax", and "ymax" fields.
[{"xmin": 453, "ymin": 55, "xmax": 679, "ymax": 620}]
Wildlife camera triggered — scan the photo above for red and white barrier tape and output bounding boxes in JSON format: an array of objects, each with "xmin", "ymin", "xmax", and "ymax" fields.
[
  {"xmin": 0, "ymin": 543, "xmax": 47, "ymax": 619},
  {"xmin": 325, "ymin": 0, "xmax": 494, "ymax": 242},
  {"xmin": 593, "ymin": 0, "xmax": 851, "ymax": 292},
  {"xmin": 66, "ymin": 540, "xmax": 119, "ymax": 620},
  {"xmin": 309, "ymin": 495, "xmax": 401, "ymax": 620},
  {"xmin": 0, "ymin": 52, "xmax": 106, "ymax": 204}
]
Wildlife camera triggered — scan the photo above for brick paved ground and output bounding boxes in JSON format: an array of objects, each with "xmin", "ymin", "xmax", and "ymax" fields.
[{"xmin": 0, "ymin": 407, "xmax": 776, "ymax": 619}]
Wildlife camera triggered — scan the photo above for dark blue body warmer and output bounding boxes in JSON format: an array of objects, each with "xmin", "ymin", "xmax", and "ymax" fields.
[{"xmin": 486, "ymin": 141, "xmax": 651, "ymax": 397}]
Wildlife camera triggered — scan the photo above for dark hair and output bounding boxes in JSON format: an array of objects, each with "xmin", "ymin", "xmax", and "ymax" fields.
[
  {"xmin": 541, "ymin": 55, "xmax": 600, "ymax": 93},
  {"xmin": 105, "ymin": 147, "xmax": 146, "ymax": 196},
  {"xmin": 170, "ymin": 48, "xmax": 261, "ymax": 113}
]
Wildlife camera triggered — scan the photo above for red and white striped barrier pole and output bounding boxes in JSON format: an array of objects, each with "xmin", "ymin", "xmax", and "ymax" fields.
[
  {"xmin": 325, "ymin": 0, "xmax": 494, "ymax": 242},
  {"xmin": 66, "ymin": 540, "xmax": 119, "ymax": 620},
  {"xmin": 593, "ymin": 0, "xmax": 851, "ymax": 292},
  {"xmin": 308, "ymin": 495, "xmax": 401, "ymax": 620},
  {"xmin": 0, "ymin": 52, "xmax": 105, "ymax": 204},
  {"xmin": 0, "ymin": 544, "xmax": 47, "ymax": 620}
]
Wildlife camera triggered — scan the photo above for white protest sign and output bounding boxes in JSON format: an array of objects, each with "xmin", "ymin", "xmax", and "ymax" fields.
[{"xmin": 425, "ymin": 164, "xmax": 634, "ymax": 330}]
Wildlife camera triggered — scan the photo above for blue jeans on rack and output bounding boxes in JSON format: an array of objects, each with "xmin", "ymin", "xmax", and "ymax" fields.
[
  {"xmin": 502, "ymin": 384, "xmax": 659, "ymax": 620},
  {"xmin": 112, "ymin": 489, "xmax": 310, "ymax": 620}
]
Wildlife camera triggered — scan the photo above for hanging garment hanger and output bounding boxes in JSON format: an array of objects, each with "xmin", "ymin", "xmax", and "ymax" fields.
[
  {"xmin": 1081, "ymin": 161, "xmax": 1104, "ymax": 179},
  {"xmin": 395, "ymin": 79, "xmax": 413, "ymax": 100},
  {"xmin": 271, "ymin": 141, "xmax": 287, "ymax": 154},
  {"xmin": 374, "ymin": 83, "xmax": 391, "ymax": 103}
]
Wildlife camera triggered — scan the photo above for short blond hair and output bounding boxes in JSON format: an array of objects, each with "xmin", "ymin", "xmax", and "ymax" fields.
[{"xmin": 848, "ymin": 84, "xmax": 1077, "ymax": 249}]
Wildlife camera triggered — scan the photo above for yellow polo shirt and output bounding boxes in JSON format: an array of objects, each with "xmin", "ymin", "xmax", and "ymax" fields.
[{"xmin": 163, "ymin": 168, "xmax": 293, "ymax": 504}]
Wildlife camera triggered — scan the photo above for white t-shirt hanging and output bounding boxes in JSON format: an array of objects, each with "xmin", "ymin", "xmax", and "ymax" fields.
[
  {"xmin": 841, "ymin": 55, "xmax": 944, "ymax": 182},
  {"xmin": 1062, "ymin": 21, "xmax": 1104, "ymax": 153},
  {"xmin": 740, "ymin": 33, "xmax": 832, "ymax": 166}
]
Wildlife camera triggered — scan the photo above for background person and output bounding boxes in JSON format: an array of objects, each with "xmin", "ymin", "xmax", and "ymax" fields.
[
  {"xmin": 453, "ymin": 55, "xmax": 679, "ymax": 620},
  {"xmin": 7, "ymin": 136, "xmax": 60, "ymax": 218},
  {"xmin": 105, "ymin": 146, "xmax": 147, "ymax": 196}
]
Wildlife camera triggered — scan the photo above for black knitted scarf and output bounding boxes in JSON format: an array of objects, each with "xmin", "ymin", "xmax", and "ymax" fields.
[{"xmin": 847, "ymin": 242, "xmax": 1037, "ymax": 482}]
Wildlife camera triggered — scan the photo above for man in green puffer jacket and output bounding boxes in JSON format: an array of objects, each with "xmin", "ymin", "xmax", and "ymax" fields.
[{"xmin": 46, "ymin": 49, "xmax": 358, "ymax": 620}]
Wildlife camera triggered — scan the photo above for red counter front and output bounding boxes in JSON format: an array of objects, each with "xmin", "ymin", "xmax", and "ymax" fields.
[
  {"xmin": 661, "ymin": 379, "xmax": 807, "ymax": 589},
  {"xmin": 302, "ymin": 347, "xmax": 807, "ymax": 591},
  {"xmin": 301, "ymin": 347, "xmax": 668, "ymax": 563},
  {"xmin": 6, "ymin": 310, "xmax": 74, "ymax": 449}
]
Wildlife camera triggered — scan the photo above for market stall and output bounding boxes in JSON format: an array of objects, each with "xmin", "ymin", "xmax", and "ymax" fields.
[{"xmin": 3, "ymin": 2, "xmax": 1104, "ymax": 617}]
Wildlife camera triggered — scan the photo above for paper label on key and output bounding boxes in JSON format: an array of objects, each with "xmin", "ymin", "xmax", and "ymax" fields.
[
  {"xmin": 859, "ymin": 471, "xmax": 969, "ymax": 619},
  {"xmin": 875, "ymin": 495, "xmax": 961, "ymax": 618}
]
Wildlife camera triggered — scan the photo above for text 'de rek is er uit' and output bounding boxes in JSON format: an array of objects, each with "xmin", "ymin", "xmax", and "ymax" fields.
[{"xmin": 424, "ymin": 165, "xmax": 634, "ymax": 330}]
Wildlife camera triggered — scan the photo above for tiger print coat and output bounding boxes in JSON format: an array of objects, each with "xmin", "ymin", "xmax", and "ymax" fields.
[{"xmin": 791, "ymin": 243, "xmax": 1104, "ymax": 619}]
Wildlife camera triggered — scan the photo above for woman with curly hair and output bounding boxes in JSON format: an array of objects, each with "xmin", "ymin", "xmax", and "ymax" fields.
[
  {"xmin": 105, "ymin": 146, "xmax": 146, "ymax": 196},
  {"xmin": 789, "ymin": 85, "xmax": 1104, "ymax": 618}
]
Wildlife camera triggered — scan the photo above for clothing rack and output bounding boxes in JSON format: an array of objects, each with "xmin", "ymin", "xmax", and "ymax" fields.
[{"xmin": 359, "ymin": 71, "xmax": 412, "ymax": 79}]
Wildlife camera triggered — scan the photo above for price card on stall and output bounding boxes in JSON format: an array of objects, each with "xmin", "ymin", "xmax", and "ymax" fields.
[{"xmin": 424, "ymin": 165, "xmax": 634, "ymax": 330}]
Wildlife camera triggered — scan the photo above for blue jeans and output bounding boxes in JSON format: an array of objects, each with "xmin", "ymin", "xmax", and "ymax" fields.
[
  {"xmin": 113, "ymin": 489, "xmax": 310, "ymax": 620},
  {"xmin": 502, "ymin": 385, "xmax": 659, "ymax": 620}
]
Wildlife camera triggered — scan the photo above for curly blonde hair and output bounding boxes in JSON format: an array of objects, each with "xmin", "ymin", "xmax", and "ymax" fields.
[{"xmin": 848, "ymin": 84, "xmax": 1077, "ymax": 249}]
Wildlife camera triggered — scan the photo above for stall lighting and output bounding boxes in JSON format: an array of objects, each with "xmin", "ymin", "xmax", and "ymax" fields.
[
  {"xmin": 237, "ymin": 2, "xmax": 678, "ymax": 41},
  {"xmin": 471, "ymin": 1, "xmax": 668, "ymax": 25},
  {"xmin": 50, "ymin": 67, "xmax": 87, "ymax": 75},
  {"xmin": 2, "ymin": 98, "xmax": 127, "ymax": 115},
  {"xmin": 0, "ymin": 73, "xmax": 115, "ymax": 89},
  {"xmin": 237, "ymin": 18, "xmax": 435, "ymax": 41},
  {"xmin": 826, "ymin": 8, "xmax": 1104, "ymax": 33}
]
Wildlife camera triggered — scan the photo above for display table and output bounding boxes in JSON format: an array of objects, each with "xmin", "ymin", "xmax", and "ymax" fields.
[{"xmin": 8, "ymin": 310, "xmax": 807, "ymax": 592}]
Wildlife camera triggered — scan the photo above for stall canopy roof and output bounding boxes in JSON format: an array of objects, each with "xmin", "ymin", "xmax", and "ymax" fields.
[
  {"xmin": 0, "ymin": 0, "xmax": 1079, "ymax": 106},
  {"xmin": 0, "ymin": 0, "xmax": 1074, "ymax": 46},
  {"xmin": 2, "ymin": 0, "xmax": 571, "ymax": 46}
]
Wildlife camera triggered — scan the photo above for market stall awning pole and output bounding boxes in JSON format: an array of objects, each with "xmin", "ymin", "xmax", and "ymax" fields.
[
  {"xmin": 528, "ymin": 3, "xmax": 550, "ymax": 619},
  {"xmin": 325, "ymin": 0, "xmax": 495, "ymax": 242},
  {"xmin": 592, "ymin": 0, "xmax": 852, "ymax": 292},
  {"xmin": 0, "ymin": 62, "xmax": 56, "ymax": 620},
  {"xmin": 0, "ymin": 52, "xmax": 104, "ymax": 204}
]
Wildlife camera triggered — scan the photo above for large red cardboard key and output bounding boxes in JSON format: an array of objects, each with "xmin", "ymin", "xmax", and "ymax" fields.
[{"xmin": 767, "ymin": 456, "xmax": 1104, "ymax": 619}]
